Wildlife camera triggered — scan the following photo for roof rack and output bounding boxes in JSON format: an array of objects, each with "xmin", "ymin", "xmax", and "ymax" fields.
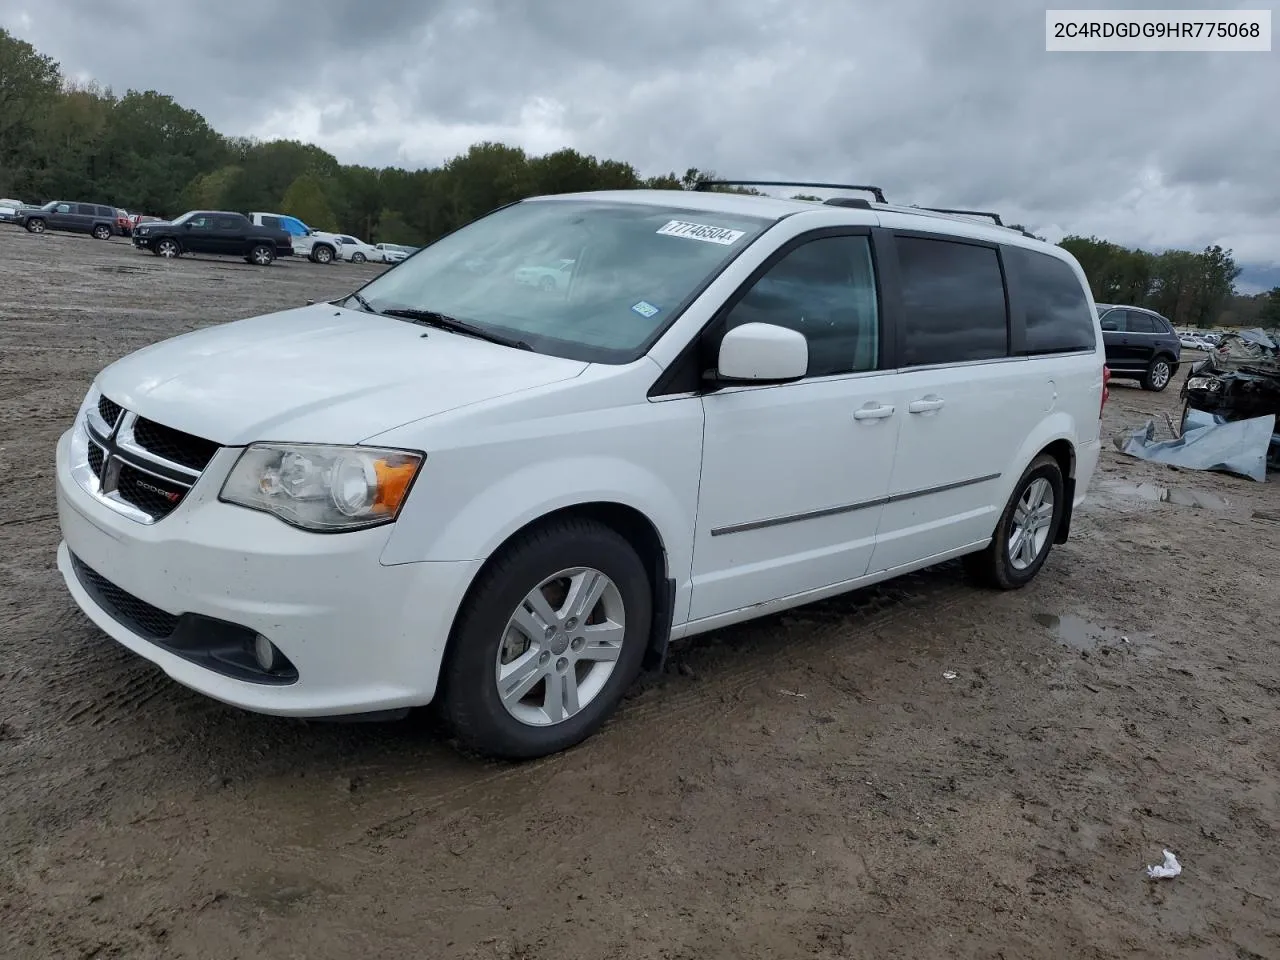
[
  {"xmin": 693, "ymin": 180, "xmax": 888, "ymax": 204},
  {"xmin": 917, "ymin": 207, "xmax": 1004, "ymax": 226}
]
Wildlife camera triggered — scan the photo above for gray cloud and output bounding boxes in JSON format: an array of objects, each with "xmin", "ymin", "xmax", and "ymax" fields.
[{"xmin": 2, "ymin": 0, "xmax": 1276, "ymax": 265}]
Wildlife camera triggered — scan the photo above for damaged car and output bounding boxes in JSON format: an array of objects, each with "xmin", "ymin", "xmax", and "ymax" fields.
[{"xmin": 1180, "ymin": 329, "xmax": 1280, "ymax": 471}]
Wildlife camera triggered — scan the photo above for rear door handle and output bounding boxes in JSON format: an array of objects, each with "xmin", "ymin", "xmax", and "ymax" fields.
[
  {"xmin": 908, "ymin": 396, "xmax": 945, "ymax": 414},
  {"xmin": 853, "ymin": 403, "xmax": 895, "ymax": 420}
]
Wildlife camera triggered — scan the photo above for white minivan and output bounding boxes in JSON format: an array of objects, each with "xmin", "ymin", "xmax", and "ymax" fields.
[{"xmin": 55, "ymin": 186, "xmax": 1107, "ymax": 759}]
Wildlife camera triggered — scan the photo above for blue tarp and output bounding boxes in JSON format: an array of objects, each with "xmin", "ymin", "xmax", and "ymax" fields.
[{"xmin": 1116, "ymin": 411, "xmax": 1276, "ymax": 482}]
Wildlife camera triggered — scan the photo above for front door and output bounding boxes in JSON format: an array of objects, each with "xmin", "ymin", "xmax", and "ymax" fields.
[
  {"xmin": 48, "ymin": 202, "xmax": 77, "ymax": 230},
  {"xmin": 689, "ymin": 231, "xmax": 899, "ymax": 622},
  {"xmin": 181, "ymin": 215, "xmax": 219, "ymax": 255}
]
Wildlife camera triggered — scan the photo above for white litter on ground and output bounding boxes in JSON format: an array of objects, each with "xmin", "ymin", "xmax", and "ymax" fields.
[
  {"xmin": 1146, "ymin": 850, "xmax": 1182, "ymax": 879},
  {"xmin": 942, "ymin": 671, "xmax": 958, "ymax": 680}
]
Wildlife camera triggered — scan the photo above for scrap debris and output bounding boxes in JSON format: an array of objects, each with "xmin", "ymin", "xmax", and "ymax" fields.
[{"xmin": 1146, "ymin": 849, "xmax": 1182, "ymax": 880}]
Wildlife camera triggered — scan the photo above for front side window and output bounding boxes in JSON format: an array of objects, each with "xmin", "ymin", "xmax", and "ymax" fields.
[
  {"xmin": 720, "ymin": 235, "xmax": 880, "ymax": 377},
  {"xmin": 187, "ymin": 215, "xmax": 211, "ymax": 230},
  {"xmin": 55, "ymin": 203, "xmax": 72, "ymax": 214},
  {"xmin": 355, "ymin": 199, "xmax": 774, "ymax": 362},
  {"xmin": 897, "ymin": 236, "xmax": 1008, "ymax": 367},
  {"xmin": 1007, "ymin": 246, "xmax": 1097, "ymax": 354},
  {"xmin": 1098, "ymin": 309, "xmax": 1126, "ymax": 332}
]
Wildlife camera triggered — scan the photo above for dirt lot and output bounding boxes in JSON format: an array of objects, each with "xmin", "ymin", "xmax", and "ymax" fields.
[{"xmin": 1, "ymin": 228, "xmax": 1277, "ymax": 960}]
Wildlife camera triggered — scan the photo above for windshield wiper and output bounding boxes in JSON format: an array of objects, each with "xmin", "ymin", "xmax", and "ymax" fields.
[
  {"xmin": 379, "ymin": 308, "xmax": 533, "ymax": 351},
  {"xmin": 345, "ymin": 292, "xmax": 378, "ymax": 314}
]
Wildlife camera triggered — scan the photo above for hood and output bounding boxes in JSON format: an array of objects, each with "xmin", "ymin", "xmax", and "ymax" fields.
[{"xmin": 96, "ymin": 303, "xmax": 588, "ymax": 446}]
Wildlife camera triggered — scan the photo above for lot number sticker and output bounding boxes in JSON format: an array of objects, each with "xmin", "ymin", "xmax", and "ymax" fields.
[
  {"xmin": 631, "ymin": 300, "xmax": 660, "ymax": 318},
  {"xmin": 656, "ymin": 220, "xmax": 746, "ymax": 245}
]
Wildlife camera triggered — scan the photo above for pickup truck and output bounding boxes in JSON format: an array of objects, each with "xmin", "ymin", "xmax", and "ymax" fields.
[
  {"xmin": 248, "ymin": 211, "xmax": 341, "ymax": 264},
  {"xmin": 132, "ymin": 210, "xmax": 294, "ymax": 265}
]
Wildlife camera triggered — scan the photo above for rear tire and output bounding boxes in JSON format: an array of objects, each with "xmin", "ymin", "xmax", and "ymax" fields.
[
  {"xmin": 248, "ymin": 244, "xmax": 274, "ymax": 266},
  {"xmin": 351, "ymin": 252, "xmax": 366, "ymax": 264},
  {"xmin": 92, "ymin": 224, "xmax": 111, "ymax": 240},
  {"xmin": 437, "ymin": 518, "xmax": 652, "ymax": 760},
  {"xmin": 1142, "ymin": 356, "xmax": 1173, "ymax": 392},
  {"xmin": 964, "ymin": 453, "xmax": 1065, "ymax": 590}
]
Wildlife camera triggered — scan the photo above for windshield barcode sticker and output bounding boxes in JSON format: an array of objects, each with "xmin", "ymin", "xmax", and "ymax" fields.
[{"xmin": 656, "ymin": 220, "xmax": 745, "ymax": 245}]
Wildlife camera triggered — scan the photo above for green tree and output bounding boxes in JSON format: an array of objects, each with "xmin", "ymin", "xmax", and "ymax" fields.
[
  {"xmin": 375, "ymin": 208, "xmax": 416, "ymax": 244},
  {"xmin": 281, "ymin": 173, "xmax": 338, "ymax": 231},
  {"xmin": 0, "ymin": 27, "xmax": 62, "ymax": 195},
  {"xmin": 1259, "ymin": 287, "xmax": 1280, "ymax": 325}
]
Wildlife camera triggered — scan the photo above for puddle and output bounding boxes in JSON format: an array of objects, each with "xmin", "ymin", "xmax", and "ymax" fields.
[
  {"xmin": 1095, "ymin": 480, "xmax": 1229, "ymax": 510},
  {"xmin": 1033, "ymin": 613, "xmax": 1132, "ymax": 651}
]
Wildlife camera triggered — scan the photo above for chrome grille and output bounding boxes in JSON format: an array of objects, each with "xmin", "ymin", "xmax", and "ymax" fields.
[{"xmin": 76, "ymin": 392, "xmax": 221, "ymax": 523}]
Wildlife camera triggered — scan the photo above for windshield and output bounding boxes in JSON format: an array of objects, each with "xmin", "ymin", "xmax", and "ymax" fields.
[
  {"xmin": 353, "ymin": 198, "xmax": 774, "ymax": 362},
  {"xmin": 41, "ymin": 201, "xmax": 58, "ymax": 211},
  {"xmin": 171, "ymin": 211, "xmax": 196, "ymax": 225}
]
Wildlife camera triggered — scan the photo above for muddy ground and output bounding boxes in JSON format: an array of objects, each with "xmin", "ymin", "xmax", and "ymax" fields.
[{"xmin": 1, "ymin": 228, "xmax": 1277, "ymax": 960}]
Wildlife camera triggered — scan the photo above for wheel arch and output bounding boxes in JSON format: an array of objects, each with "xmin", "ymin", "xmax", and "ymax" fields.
[
  {"xmin": 440, "ymin": 501, "xmax": 676, "ymax": 679},
  {"xmin": 997, "ymin": 415, "xmax": 1079, "ymax": 546}
]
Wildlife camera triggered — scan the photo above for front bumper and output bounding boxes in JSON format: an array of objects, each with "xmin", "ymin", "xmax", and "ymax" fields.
[{"xmin": 54, "ymin": 427, "xmax": 481, "ymax": 717}]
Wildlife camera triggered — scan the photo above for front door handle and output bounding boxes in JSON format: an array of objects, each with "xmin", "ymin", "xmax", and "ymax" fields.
[
  {"xmin": 908, "ymin": 396, "xmax": 945, "ymax": 414},
  {"xmin": 853, "ymin": 403, "xmax": 895, "ymax": 420}
]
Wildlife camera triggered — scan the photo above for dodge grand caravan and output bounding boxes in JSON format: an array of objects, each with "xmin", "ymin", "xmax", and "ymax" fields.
[{"xmin": 54, "ymin": 185, "xmax": 1107, "ymax": 759}]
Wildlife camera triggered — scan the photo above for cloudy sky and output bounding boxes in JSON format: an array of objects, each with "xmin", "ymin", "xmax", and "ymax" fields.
[{"xmin": 3, "ymin": 0, "xmax": 1276, "ymax": 283}]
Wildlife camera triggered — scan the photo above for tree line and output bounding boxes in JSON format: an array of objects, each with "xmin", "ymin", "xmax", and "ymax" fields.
[{"xmin": 2, "ymin": 28, "xmax": 1275, "ymax": 327}]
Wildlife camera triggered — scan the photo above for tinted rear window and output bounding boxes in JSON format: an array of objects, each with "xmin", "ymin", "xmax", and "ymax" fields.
[
  {"xmin": 1006, "ymin": 246, "xmax": 1097, "ymax": 354},
  {"xmin": 896, "ymin": 236, "xmax": 1009, "ymax": 367}
]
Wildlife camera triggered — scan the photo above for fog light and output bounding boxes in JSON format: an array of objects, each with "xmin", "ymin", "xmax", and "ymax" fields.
[{"xmin": 253, "ymin": 634, "xmax": 279, "ymax": 672}]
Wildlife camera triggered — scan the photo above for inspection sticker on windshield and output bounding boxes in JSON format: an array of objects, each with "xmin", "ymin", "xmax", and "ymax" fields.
[
  {"xmin": 631, "ymin": 300, "xmax": 660, "ymax": 318},
  {"xmin": 656, "ymin": 220, "xmax": 745, "ymax": 245}
]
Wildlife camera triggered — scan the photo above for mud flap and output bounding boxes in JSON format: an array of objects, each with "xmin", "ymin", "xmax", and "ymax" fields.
[{"xmin": 643, "ymin": 577, "xmax": 677, "ymax": 673}]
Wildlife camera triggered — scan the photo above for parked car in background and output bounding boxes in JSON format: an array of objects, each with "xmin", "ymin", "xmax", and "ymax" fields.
[
  {"xmin": 131, "ymin": 214, "xmax": 162, "ymax": 232},
  {"xmin": 133, "ymin": 210, "xmax": 293, "ymax": 265},
  {"xmin": 14, "ymin": 200, "xmax": 118, "ymax": 239},
  {"xmin": 335, "ymin": 234, "xmax": 378, "ymax": 263},
  {"xmin": 115, "ymin": 209, "xmax": 132, "ymax": 237},
  {"xmin": 514, "ymin": 257, "xmax": 576, "ymax": 291},
  {"xmin": 248, "ymin": 212, "xmax": 340, "ymax": 264},
  {"xmin": 1096, "ymin": 303, "xmax": 1181, "ymax": 391},
  {"xmin": 54, "ymin": 187, "xmax": 1105, "ymax": 760},
  {"xmin": 374, "ymin": 242, "xmax": 416, "ymax": 264},
  {"xmin": 0, "ymin": 198, "xmax": 25, "ymax": 224}
]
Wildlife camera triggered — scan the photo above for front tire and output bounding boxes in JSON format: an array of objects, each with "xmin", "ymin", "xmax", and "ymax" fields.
[
  {"xmin": 25, "ymin": 219, "xmax": 45, "ymax": 234},
  {"xmin": 92, "ymin": 224, "xmax": 111, "ymax": 240},
  {"xmin": 155, "ymin": 239, "xmax": 179, "ymax": 258},
  {"xmin": 311, "ymin": 244, "xmax": 334, "ymax": 264},
  {"xmin": 1142, "ymin": 356, "xmax": 1173, "ymax": 392},
  {"xmin": 964, "ymin": 453, "xmax": 1065, "ymax": 590},
  {"xmin": 437, "ymin": 518, "xmax": 652, "ymax": 760}
]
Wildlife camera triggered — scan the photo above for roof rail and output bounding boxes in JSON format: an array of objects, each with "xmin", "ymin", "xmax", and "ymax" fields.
[
  {"xmin": 918, "ymin": 207, "xmax": 1004, "ymax": 226},
  {"xmin": 694, "ymin": 180, "xmax": 888, "ymax": 204}
]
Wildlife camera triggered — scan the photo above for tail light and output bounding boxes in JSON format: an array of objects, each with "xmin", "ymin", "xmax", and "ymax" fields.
[{"xmin": 1100, "ymin": 366, "xmax": 1111, "ymax": 418}]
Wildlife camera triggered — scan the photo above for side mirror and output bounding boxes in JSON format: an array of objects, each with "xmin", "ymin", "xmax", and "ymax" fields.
[
  {"xmin": 183, "ymin": 222, "xmax": 193, "ymax": 229},
  {"xmin": 716, "ymin": 322, "xmax": 808, "ymax": 382}
]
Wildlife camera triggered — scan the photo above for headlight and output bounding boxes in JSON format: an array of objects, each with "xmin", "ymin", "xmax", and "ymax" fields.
[
  {"xmin": 219, "ymin": 443, "xmax": 424, "ymax": 532},
  {"xmin": 1186, "ymin": 377, "xmax": 1220, "ymax": 392}
]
